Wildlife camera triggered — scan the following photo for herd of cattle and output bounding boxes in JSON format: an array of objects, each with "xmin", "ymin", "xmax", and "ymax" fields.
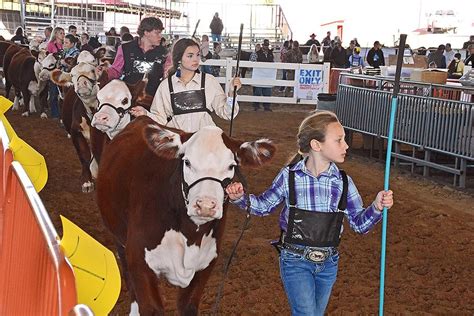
[{"xmin": 0, "ymin": 40, "xmax": 277, "ymax": 314}]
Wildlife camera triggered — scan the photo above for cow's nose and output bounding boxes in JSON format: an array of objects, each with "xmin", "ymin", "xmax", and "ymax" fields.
[
  {"xmin": 93, "ymin": 113, "xmax": 108, "ymax": 123},
  {"xmin": 196, "ymin": 198, "xmax": 217, "ymax": 217}
]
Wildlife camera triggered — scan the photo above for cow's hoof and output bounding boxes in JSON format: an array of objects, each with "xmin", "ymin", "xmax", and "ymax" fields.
[
  {"xmin": 21, "ymin": 111, "xmax": 29, "ymax": 117},
  {"xmin": 40, "ymin": 112, "xmax": 48, "ymax": 119},
  {"xmin": 81, "ymin": 181, "xmax": 95, "ymax": 193}
]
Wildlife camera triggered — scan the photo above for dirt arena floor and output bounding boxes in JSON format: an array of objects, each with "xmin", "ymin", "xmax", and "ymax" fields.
[{"xmin": 5, "ymin": 99, "xmax": 474, "ymax": 315}]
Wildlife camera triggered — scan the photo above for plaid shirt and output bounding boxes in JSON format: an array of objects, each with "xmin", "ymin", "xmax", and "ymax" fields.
[{"xmin": 233, "ymin": 159, "xmax": 382, "ymax": 234}]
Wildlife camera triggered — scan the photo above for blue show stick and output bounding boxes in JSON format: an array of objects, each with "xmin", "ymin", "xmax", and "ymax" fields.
[{"xmin": 379, "ymin": 33, "xmax": 407, "ymax": 316}]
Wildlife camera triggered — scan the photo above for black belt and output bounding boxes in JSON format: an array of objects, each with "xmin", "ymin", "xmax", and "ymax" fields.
[{"xmin": 281, "ymin": 242, "xmax": 338, "ymax": 263}]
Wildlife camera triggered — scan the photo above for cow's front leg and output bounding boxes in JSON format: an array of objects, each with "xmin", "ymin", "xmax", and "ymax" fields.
[
  {"xmin": 177, "ymin": 258, "xmax": 218, "ymax": 316},
  {"xmin": 70, "ymin": 130, "xmax": 94, "ymax": 192},
  {"xmin": 126, "ymin": 241, "xmax": 164, "ymax": 316}
]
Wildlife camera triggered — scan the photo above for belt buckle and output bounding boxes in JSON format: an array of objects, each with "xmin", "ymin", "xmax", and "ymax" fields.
[{"xmin": 305, "ymin": 249, "xmax": 328, "ymax": 263}]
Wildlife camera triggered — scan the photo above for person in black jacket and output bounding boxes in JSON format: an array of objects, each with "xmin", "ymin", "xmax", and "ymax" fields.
[
  {"xmin": 330, "ymin": 40, "xmax": 347, "ymax": 68},
  {"xmin": 367, "ymin": 41, "xmax": 385, "ymax": 68},
  {"xmin": 209, "ymin": 12, "xmax": 224, "ymax": 42},
  {"xmin": 108, "ymin": 17, "xmax": 167, "ymax": 96},
  {"xmin": 10, "ymin": 27, "xmax": 29, "ymax": 45}
]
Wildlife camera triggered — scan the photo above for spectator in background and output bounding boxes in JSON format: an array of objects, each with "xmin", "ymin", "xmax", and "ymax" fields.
[
  {"xmin": 307, "ymin": 44, "xmax": 320, "ymax": 64},
  {"xmin": 68, "ymin": 25, "xmax": 78, "ymax": 36},
  {"xmin": 79, "ymin": 33, "xmax": 94, "ymax": 53},
  {"xmin": 345, "ymin": 40, "xmax": 356, "ymax": 67},
  {"xmin": 367, "ymin": 41, "xmax": 385, "ymax": 68},
  {"xmin": 464, "ymin": 44, "xmax": 474, "ymax": 66},
  {"xmin": 444, "ymin": 43, "xmax": 455, "ymax": 67},
  {"xmin": 353, "ymin": 38, "xmax": 361, "ymax": 47},
  {"xmin": 47, "ymin": 27, "xmax": 65, "ymax": 119},
  {"xmin": 11, "ymin": 27, "xmax": 29, "ymax": 45},
  {"xmin": 279, "ymin": 40, "xmax": 290, "ymax": 92},
  {"xmin": 200, "ymin": 34, "xmax": 213, "ymax": 74},
  {"xmin": 321, "ymin": 31, "xmax": 331, "ymax": 52},
  {"xmin": 348, "ymin": 46, "xmax": 365, "ymax": 73},
  {"xmin": 462, "ymin": 35, "xmax": 474, "ymax": 55},
  {"xmin": 211, "ymin": 42, "xmax": 222, "ymax": 77},
  {"xmin": 43, "ymin": 26, "xmax": 53, "ymax": 42},
  {"xmin": 252, "ymin": 39, "xmax": 274, "ymax": 111},
  {"xmin": 209, "ymin": 12, "xmax": 224, "ymax": 42},
  {"xmin": 323, "ymin": 40, "xmax": 335, "ymax": 62},
  {"xmin": 286, "ymin": 40, "xmax": 303, "ymax": 64},
  {"xmin": 61, "ymin": 34, "xmax": 80, "ymax": 72},
  {"xmin": 106, "ymin": 27, "xmax": 118, "ymax": 36},
  {"xmin": 120, "ymin": 26, "xmax": 130, "ymax": 39},
  {"xmin": 284, "ymin": 40, "xmax": 302, "ymax": 96},
  {"xmin": 447, "ymin": 53, "xmax": 465, "ymax": 79},
  {"xmin": 428, "ymin": 44, "xmax": 446, "ymax": 68},
  {"xmin": 249, "ymin": 43, "xmax": 261, "ymax": 62},
  {"xmin": 305, "ymin": 33, "xmax": 320, "ymax": 52},
  {"xmin": 330, "ymin": 39, "xmax": 347, "ymax": 68}
]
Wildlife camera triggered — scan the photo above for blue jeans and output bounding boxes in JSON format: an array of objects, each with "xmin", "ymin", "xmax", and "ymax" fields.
[
  {"xmin": 211, "ymin": 33, "xmax": 221, "ymax": 42},
  {"xmin": 280, "ymin": 249, "xmax": 339, "ymax": 316},
  {"xmin": 252, "ymin": 86, "xmax": 272, "ymax": 110},
  {"xmin": 48, "ymin": 82, "xmax": 60, "ymax": 118}
]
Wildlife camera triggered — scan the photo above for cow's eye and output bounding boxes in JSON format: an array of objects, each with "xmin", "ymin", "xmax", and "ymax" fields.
[
  {"xmin": 228, "ymin": 164, "xmax": 236, "ymax": 171},
  {"xmin": 184, "ymin": 158, "xmax": 191, "ymax": 168}
]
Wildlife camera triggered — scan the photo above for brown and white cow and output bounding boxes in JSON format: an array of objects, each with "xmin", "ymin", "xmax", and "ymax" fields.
[
  {"xmin": 97, "ymin": 117, "xmax": 275, "ymax": 315},
  {"xmin": 51, "ymin": 51, "xmax": 109, "ymax": 192},
  {"xmin": 91, "ymin": 79, "xmax": 149, "ymax": 140}
]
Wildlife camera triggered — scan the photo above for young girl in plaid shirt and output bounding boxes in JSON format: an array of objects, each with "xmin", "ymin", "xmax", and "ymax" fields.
[{"xmin": 226, "ymin": 111, "xmax": 394, "ymax": 315}]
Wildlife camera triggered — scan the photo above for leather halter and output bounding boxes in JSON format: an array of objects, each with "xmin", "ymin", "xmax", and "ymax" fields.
[
  {"xmin": 180, "ymin": 157, "xmax": 233, "ymax": 205},
  {"xmin": 96, "ymin": 102, "xmax": 133, "ymax": 132}
]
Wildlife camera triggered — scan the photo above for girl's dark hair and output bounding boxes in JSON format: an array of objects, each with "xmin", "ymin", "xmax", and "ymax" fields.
[
  {"xmin": 169, "ymin": 38, "xmax": 200, "ymax": 76},
  {"xmin": 137, "ymin": 17, "xmax": 164, "ymax": 37},
  {"xmin": 288, "ymin": 111, "xmax": 340, "ymax": 165},
  {"xmin": 15, "ymin": 27, "xmax": 24, "ymax": 36},
  {"xmin": 65, "ymin": 34, "xmax": 78, "ymax": 44}
]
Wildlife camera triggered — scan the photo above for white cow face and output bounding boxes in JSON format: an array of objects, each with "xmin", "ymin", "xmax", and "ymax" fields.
[
  {"xmin": 39, "ymin": 53, "xmax": 60, "ymax": 81},
  {"xmin": 92, "ymin": 80, "xmax": 132, "ymax": 139},
  {"xmin": 70, "ymin": 62, "xmax": 100, "ymax": 99},
  {"xmin": 144, "ymin": 125, "xmax": 276, "ymax": 226}
]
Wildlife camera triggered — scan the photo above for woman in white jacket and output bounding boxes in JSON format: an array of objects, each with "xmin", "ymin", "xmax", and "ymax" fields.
[
  {"xmin": 307, "ymin": 44, "xmax": 320, "ymax": 64},
  {"xmin": 130, "ymin": 38, "xmax": 241, "ymax": 133}
]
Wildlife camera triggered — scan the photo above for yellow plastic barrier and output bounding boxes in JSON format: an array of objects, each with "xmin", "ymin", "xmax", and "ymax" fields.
[{"xmin": 0, "ymin": 96, "xmax": 48, "ymax": 192}]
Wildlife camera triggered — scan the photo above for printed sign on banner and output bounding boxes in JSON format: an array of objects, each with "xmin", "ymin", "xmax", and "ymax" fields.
[{"xmin": 296, "ymin": 67, "xmax": 325, "ymax": 100}]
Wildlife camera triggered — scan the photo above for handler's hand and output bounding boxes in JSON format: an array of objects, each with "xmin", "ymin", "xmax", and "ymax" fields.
[
  {"xmin": 225, "ymin": 182, "xmax": 244, "ymax": 200},
  {"xmin": 129, "ymin": 106, "xmax": 147, "ymax": 117},
  {"xmin": 228, "ymin": 77, "xmax": 242, "ymax": 96},
  {"xmin": 374, "ymin": 190, "xmax": 393, "ymax": 212}
]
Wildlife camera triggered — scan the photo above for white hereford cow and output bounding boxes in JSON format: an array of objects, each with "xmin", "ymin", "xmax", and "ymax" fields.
[{"xmin": 97, "ymin": 116, "xmax": 276, "ymax": 315}]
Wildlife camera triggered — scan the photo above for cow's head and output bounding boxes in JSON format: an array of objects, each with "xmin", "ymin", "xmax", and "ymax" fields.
[
  {"xmin": 39, "ymin": 53, "xmax": 61, "ymax": 81},
  {"xmin": 91, "ymin": 79, "xmax": 136, "ymax": 138},
  {"xmin": 143, "ymin": 124, "xmax": 276, "ymax": 226}
]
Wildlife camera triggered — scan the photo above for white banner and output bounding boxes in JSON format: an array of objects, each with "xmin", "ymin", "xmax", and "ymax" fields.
[{"xmin": 296, "ymin": 66, "xmax": 325, "ymax": 100}]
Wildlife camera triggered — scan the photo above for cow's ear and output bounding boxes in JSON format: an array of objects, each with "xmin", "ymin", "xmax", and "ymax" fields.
[
  {"xmin": 50, "ymin": 69, "xmax": 73, "ymax": 87},
  {"xmin": 223, "ymin": 135, "xmax": 276, "ymax": 167},
  {"xmin": 128, "ymin": 79, "xmax": 148, "ymax": 106},
  {"xmin": 143, "ymin": 124, "xmax": 184, "ymax": 159}
]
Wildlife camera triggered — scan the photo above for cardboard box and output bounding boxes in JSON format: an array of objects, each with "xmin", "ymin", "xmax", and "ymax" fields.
[
  {"xmin": 420, "ymin": 70, "xmax": 448, "ymax": 84},
  {"xmin": 388, "ymin": 55, "xmax": 428, "ymax": 68}
]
